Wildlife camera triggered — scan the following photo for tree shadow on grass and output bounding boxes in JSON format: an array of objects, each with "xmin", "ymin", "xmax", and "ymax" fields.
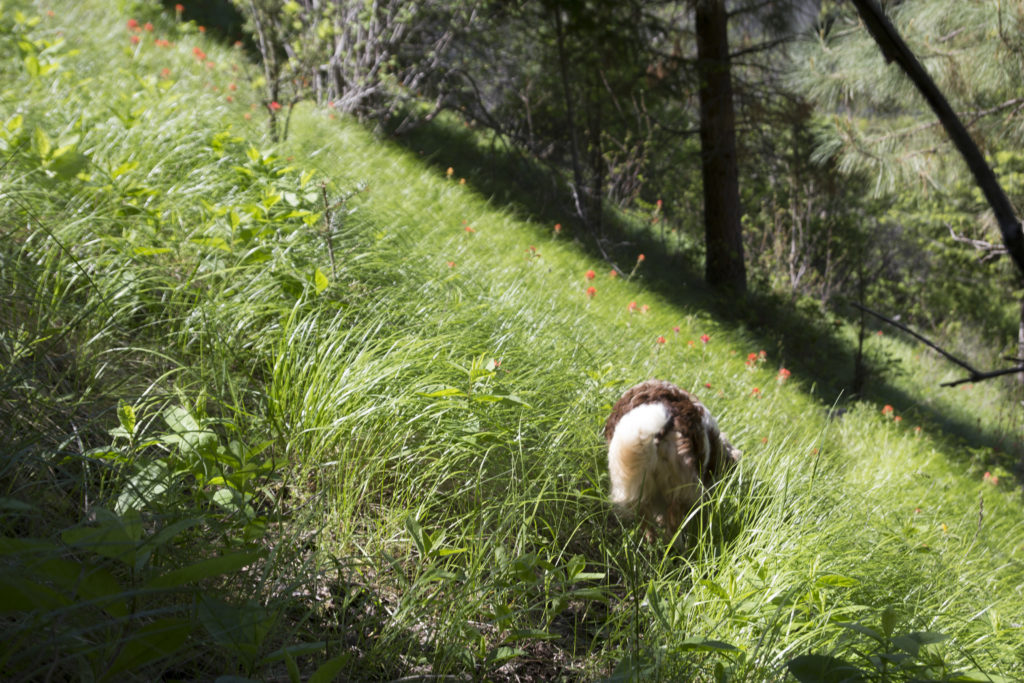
[{"xmin": 389, "ymin": 114, "xmax": 1023, "ymax": 481}]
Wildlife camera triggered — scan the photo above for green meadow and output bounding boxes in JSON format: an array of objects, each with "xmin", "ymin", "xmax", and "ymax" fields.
[{"xmin": 1, "ymin": 1, "xmax": 1022, "ymax": 680}]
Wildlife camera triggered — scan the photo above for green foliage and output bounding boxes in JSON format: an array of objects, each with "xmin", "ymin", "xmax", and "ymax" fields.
[
  {"xmin": 787, "ymin": 607, "xmax": 1013, "ymax": 683},
  {"xmin": 2, "ymin": 1, "xmax": 1024, "ymax": 681}
]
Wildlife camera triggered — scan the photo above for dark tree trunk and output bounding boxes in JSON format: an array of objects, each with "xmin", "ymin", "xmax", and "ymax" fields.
[
  {"xmin": 696, "ymin": 0, "xmax": 746, "ymax": 292},
  {"xmin": 552, "ymin": 7, "xmax": 590, "ymax": 229}
]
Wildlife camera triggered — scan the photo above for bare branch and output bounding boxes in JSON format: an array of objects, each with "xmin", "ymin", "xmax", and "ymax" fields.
[{"xmin": 852, "ymin": 303, "xmax": 1024, "ymax": 386}]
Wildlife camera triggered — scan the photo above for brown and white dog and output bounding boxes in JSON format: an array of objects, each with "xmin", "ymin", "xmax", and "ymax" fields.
[{"xmin": 604, "ymin": 380, "xmax": 741, "ymax": 545}]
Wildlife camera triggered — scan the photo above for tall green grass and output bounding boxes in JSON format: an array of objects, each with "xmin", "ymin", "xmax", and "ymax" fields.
[{"xmin": 2, "ymin": 1, "xmax": 1023, "ymax": 680}]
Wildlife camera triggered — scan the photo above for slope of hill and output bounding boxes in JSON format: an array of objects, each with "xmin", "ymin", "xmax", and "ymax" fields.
[{"xmin": 1, "ymin": 2, "xmax": 1022, "ymax": 680}]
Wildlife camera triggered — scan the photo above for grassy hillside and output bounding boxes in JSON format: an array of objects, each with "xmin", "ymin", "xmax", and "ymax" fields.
[{"xmin": 2, "ymin": 1, "xmax": 1023, "ymax": 680}]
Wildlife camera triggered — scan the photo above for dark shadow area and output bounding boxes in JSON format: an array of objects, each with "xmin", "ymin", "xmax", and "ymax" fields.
[
  {"xmin": 388, "ymin": 114, "xmax": 1024, "ymax": 481},
  {"xmin": 160, "ymin": 0, "xmax": 247, "ymax": 43}
]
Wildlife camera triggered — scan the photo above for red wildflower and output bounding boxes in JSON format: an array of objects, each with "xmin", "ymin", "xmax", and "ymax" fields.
[
  {"xmin": 876, "ymin": 330, "xmax": 883, "ymax": 336},
  {"xmin": 777, "ymin": 367, "xmax": 791, "ymax": 383},
  {"xmin": 700, "ymin": 334, "xmax": 710, "ymax": 344},
  {"xmin": 446, "ymin": 261, "xmax": 456, "ymax": 268},
  {"xmin": 657, "ymin": 336, "xmax": 666, "ymax": 344},
  {"xmin": 688, "ymin": 340, "xmax": 695, "ymax": 347},
  {"xmin": 130, "ymin": 35, "xmax": 140, "ymax": 44},
  {"xmin": 192, "ymin": 46, "xmax": 206, "ymax": 59},
  {"xmin": 445, "ymin": 167, "xmax": 453, "ymax": 177},
  {"xmin": 637, "ymin": 253, "xmax": 646, "ymax": 262},
  {"xmin": 656, "ymin": 199, "xmax": 663, "ymax": 209},
  {"xmin": 269, "ymin": 101, "xmax": 282, "ymax": 111},
  {"xmin": 244, "ymin": 113, "xmax": 252, "ymax": 120},
  {"xmin": 228, "ymin": 83, "xmax": 237, "ymax": 91},
  {"xmin": 983, "ymin": 471, "xmax": 999, "ymax": 485},
  {"xmin": 585, "ymin": 269, "xmax": 596, "ymax": 280},
  {"xmin": 127, "ymin": 18, "xmax": 140, "ymax": 30},
  {"xmin": 155, "ymin": 38, "xmax": 170, "ymax": 47},
  {"xmin": 609, "ymin": 269, "xmax": 618, "ymax": 278},
  {"xmin": 175, "ymin": 3, "xmax": 184, "ymax": 12},
  {"xmin": 672, "ymin": 326, "xmax": 680, "ymax": 334},
  {"xmin": 640, "ymin": 304, "xmax": 650, "ymax": 314},
  {"xmin": 198, "ymin": 25, "xmax": 206, "ymax": 33},
  {"xmin": 751, "ymin": 387, "xmax": 761, "ymax": 397},
  {"xmin": 914, "ymin": 426, "xmax": 922, "ymax": 434},
  {"xmin": 464, "ymin": 225, "xmax": 475, "ymax": 233},
  {"xmin": 586, "ymin": 286, "xmax": 597, "ymax": 298},
  {"xmin": 144, "ymin": 22, "xmax": 154, "ymax": 32},
  {"xmin": 894, "ymin": 416, "xmax": 902, "ymax": 423},
  {"xmin": 554, "ymin": 223, "xmax": 562, "ymax": 233},
  {"xmin": 627, "ymin": 301, "xmax": 637, "ymax": 313},
  {"xmin": 882, "ymin": 405, "xmax": 894, "ymax": 416},
  {"xmin": 225, "ymin": 95, "xmax": 233, "ymax": 102},
  {"xmin": 704, "ymin": 382, "xmax": 711, "ymax": 388},
  {"xmin": 160, "ymin": 67, "xmax": 171, "ymax": 78}
]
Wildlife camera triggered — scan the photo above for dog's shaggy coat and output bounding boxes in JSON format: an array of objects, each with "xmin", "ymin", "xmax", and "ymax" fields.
[{"xmin": 604, "ymin": 380, "xmax": 740, "ymax": 543}]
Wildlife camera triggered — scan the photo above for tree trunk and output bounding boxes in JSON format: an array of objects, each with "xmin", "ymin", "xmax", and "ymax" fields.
[
  {"xmin": 552, "ymin": 7, "xmax": 589, "ymax": 229},
  {"xmin": 696, "ymin": 0, "xmax": 746, "ymax": 292},
  {"xmin": 1018, "ymin": 294, "xmax": 1024, "ymax": 385}
]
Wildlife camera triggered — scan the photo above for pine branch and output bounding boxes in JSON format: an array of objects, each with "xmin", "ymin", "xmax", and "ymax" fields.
[{"xmin": 849, "ymin": 0, "xmax": 1024, "ymax": 278}]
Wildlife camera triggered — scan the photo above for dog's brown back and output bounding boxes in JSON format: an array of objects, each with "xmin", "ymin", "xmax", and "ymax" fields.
[{"xmin": 605, "ymin": 379, "xmax": 728, "ymax": 487}]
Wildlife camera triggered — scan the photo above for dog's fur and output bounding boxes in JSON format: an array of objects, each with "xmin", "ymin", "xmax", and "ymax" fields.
[{"xmin": 605, "ymin": 380, "xmax": 740, "ymax": 544}]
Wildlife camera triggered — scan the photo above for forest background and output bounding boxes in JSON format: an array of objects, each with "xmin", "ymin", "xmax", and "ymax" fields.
[{"xmin": 234, "ymin": 0, "xmax": 1024, "ymax": 371}]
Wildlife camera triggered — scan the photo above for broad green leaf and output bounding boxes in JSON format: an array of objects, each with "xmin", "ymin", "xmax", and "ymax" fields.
[
  {"xmin": 0, "ymin": 575, "xmax": 70, "ymax": 612},
  {"xmin": 101, "ymin": 618, "xmax": 190, "ymax": 682},
  {"xmin": 697, "ymin": 578, "xmax": 730, "ymax": 602},
  {"xmin": 34, "ymin": 125, "xmax": 51, "ymax": 159},
  {"xmin": 0, "ymin": 497, "xmax": 37, "ymax": 513},
  {"xmin": 198, "ymin": 597, "xmax": 273, "ymax": 661},
  {"xmin": 117, "ymin": 399, "xmax": 136, "ymax": 436},
  {"xmin": 133, "ymin": 246, "xmax": 172, "ymax": 256},
  {"xmin": 815, "ymin": 574, "xmax": 859, "ymax": 588},
  {"xmin": 61, "ymin": 509, "xmax": 141, "ymax": 566},
  {"xmin": 838, "ymin": 621, "xmax": 883, "ymax": 643},
  {"xmin": 115, "ymin": 459, "xmax": 171, "ymax": 515},
  {"xmin": 313, "ymin": 267, "xmax": 328, "ymax": 294},
  {"xmin": 191, "ymin": 236, "xmax": 231, "ymax": 251},
  {"xmin": 308, "ymin": 653, "xmax": 352, "ymax": 683},
  {"xmin": 145, "ymin": 551, "xmax": 260, "ymax": 590},
  {"xmin": 240, "ymin": 247, "xmax": 272, "ymax": 265},
  {"xmin": 111, "ymin": 160, "xmax": 139, "ymax": 178},
  {"xmin": 405, "ymin": 515, "xmax": 428, "ymax": 556},
  {"xmin": 23, "ymin": 54, "xmax": 39, "ymax": 78},
  {"xmin": 416, "ymin": 387, "xmax": 466, "ymax": 398},
  {"xmin": 786, "ymin": 654, "xmax": 866, "ymax": 683},
  {"xmin": 892, "ymin": 631, "xmax": 947, "ymax": 656},
  {"xmin": 676, "ymin": 637, "xmax": 739, "ymax": 653},
  {"xmin": 35, "ymin": 557, "xmax": 128, "ymax": 618}
]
